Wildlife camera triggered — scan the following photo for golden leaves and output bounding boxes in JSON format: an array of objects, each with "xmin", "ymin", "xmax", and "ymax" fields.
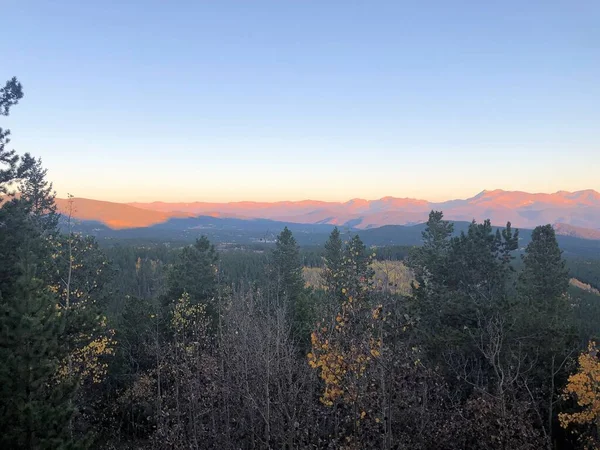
[
  {"xmin": 171, "ymin": 292, "xmax": 210, "ymax": 351},
  {"xmin": 307, "ymin": 281, "xmax": 384, "ymax": 407},
  {"xmin": 58, "ymin": 331, "xmax": 116, "ymax": 384},
  {"xmin": 559, "ymin": 341, "xmax": 600, "ymax": 434}
]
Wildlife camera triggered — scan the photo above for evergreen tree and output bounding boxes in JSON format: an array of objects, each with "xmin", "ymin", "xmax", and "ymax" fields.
[
  {"xmin": 408, "ymin": 211, "xmax": 454, "ymax": 303},
  {"xmin": 341, "ymin": 234, "xmax": 374, "ymax": 300},
  {"xmin": 407, "ymin": 211, "xmax": 454, "ymax": 342},
  {"xmin": 322, "ymin": 227, "xmax": 344, "ymax": 299},
  {"xmin": 517, "ymin": 224, "xmax": 574, "ymax": 437},
  {"xmin": 0, "ymin": 77, "xmax": 23, "ymax": 189},
  {"xmin": 0, "ymin": 77, "xmax": 85, "ymax": 448},
  {"xmin": 519, "ymin": 224, "xmax": 569, "ymax": 306},
  {"xmin": 0, "ymin": 244, "xmax": 79, "ymax": 449},
  {"xmin": 517, "ymin": 224, "xmax": 571, "ymax": 342},
  {"xmin": 165, "ymin": 236, "xmax": 218, "ymax": 318},
  {"xmin": 272, "ymin": 227, "xmax": 304, "ymax": 310},
  {"xmin": 0, "ymin": 76, "xmax": 53, "ymax": 300},
  {"xmin": 447, "ymin": 219, "xmax": 518, "ymax": 301},
  {"xmin": 1, "ymin": 77, "xmax": 33, "ymax": 191},
  {"xmin": 19, "ymin": 155, "xmax": 59, "ymax": 233},
  {"xmin": 440, "ymin": 219, "xmax": 518, "ymax": 347},
  {"xmin": 409, "ymin": 216, "xmax": 521, "ymax": 396},
  {"xmin": 270, "ymin": 227, "xmax": 310, "ymax": 341}
]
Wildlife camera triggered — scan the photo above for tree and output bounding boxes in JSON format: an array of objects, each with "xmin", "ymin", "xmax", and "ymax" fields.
[
  {"xmin": 0, "ymin": 77, "xmax": 100, "ymax": 447},
  {"xmin": 408, "ymin": 210, "xmax": 454, "ymax": 283},
  {"xmin": 407, "ymin": 215, "xmax": 545, "ymax": 446},
  {"xmin": 0, "ymin": 243, "xmax": 80, "ymax": 449},
  {"xmin": 409, "ymin": 217, "xmax": 518, "ymax": 362},
  {"xmin": 1, "ymin": 77, "xmax": 33, "ymax": 192},
  {"xmin": 341, "ymin": 234, "xmax": 374, "ymax": 298},
  {"xmin": 322, "ymin": 227, "xmax": 344, "ymax": 299},
  {"xmin": 0, "ymin": 77, "xmax": 48, "ymax": 301},
  {"xmin": 270, "ymin": 227, "xmax": 305, "ymax": 326},
  {"xmin": 47, "ymin": 233, "xmax": 115, "ymax": 386},
  {"xmin": 0, "ymin": 76, "xmax": 53, "ymax": 314},
  {"xmin": 154, "ymin": 292, "xmax": 217, "ymax": 447},
  {"xmin": 165, "ymin": 236, "xmax": 218, "ymax": 319},
  {"xmin": 217, "ymin": 288, "xmax": 314, "ymax": 448},
  {"xmin": 559, "ymin": 341, "xmax": 600, "ymax": 448},
  {"xmin": 309, "ymin": 232, "xmax": 468, "ymax": 449},
  {"xmin": 407, "ymin": 211, "xmax": 454, "ymax": 339},
  {"xmin": 519, "ymin": 224, "xmax": 569, "ymax": 308},
  {"xmin": 19, "ymin": 155, "xmax": 59, "ymax": 233},
  {"xmin": 517, "ymin": 224, "xmax": 575, "ymax": 439}
]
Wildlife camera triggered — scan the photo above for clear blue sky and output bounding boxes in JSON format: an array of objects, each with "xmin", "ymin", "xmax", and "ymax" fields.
[{"xmin": 3, "ymin": 1, "xmax": 599, "ymax": 202}]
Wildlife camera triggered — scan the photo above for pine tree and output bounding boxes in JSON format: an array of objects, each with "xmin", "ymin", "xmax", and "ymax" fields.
[
  {"xmin": 272, "ymin": 227, "xmax": 304, "ymax": 310},
  {"xmin": 341, "ymin": 234, "xmax": 374, "ymax": 300},
  {"xmin": 406, "ymin": 211, "xmax": 455, "ymax": 346},
  {"xmin": 517, "ymin": 224, "xmax": 574, "ymax": 436},
  {"xmin": 517, "ymin": 224, "xmax": 571, "ymax": 343},
  {"xmin": 447, "ymin": 219, "xmax": 518, "ymax": 300},
  {"xmin": 322, "ymin": 227, "xmax": 344, "ymax": 299},
  {"xmin": 519, "ymin": 224, "xmax": 569, "ymax": 306},
  {"xmin": 408, "ymin": 215, "xmax": 522, "ymax": 400},
  {"xmin": 165, "ymin": 236, "xmax": 218, "ymax": 319},
  {"xmin": 270, "ymin": 226, "xmax": 309, "ymax": 342},
  {"xmin": 0, "ymin": 245, "xmax": 79, "ymax": 449},
  {"xmin": 1, "ymin": 77, "xmax": 33, "ymax": 192},
  {"xmin": 407, "ymin": 210, "xmax": 454, "ymax": 303},
  {"xmin": 0, "ymin": 77, "xmax": 85, "ymax": 448},
  {"xmin": 19, "ymin": 155, "xmax": 59, "ymax": 233}
]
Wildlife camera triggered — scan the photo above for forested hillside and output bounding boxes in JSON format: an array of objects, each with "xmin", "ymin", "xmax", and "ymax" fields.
[
  {"xmin": 66, "ymin": 214, "xmax": 600, "ymax": 260},
  {"xmin": 3, "ymin": 78, "xmax": 600, "ymax": 449}
]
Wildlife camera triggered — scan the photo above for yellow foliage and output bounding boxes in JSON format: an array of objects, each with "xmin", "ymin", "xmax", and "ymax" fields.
[
  {"xmin": 172, "ymin": 292, "xmax": 207, "ymax": 335},
  {"xmin": 307, "ymin": 283, "xmax": 384, "ymax": 407},
  {"xmin": 559, "ymin": 341, "xmax": 600, "ymax": 442},
  {"xmin": 58, "ymin": 332, "xmax": 116, "ymax": 384}
]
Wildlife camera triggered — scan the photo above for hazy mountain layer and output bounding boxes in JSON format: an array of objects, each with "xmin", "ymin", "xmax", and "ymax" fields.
[{"xmin": 55, "ymin": 189, "xmax": 600, "ymax": 232}]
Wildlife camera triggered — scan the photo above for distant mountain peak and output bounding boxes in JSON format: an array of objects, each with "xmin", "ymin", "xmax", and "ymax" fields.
[
  {"xmin": 57, "ymin": 188, "xmax": 600, "ymax": 231},
  {"xmin": 345, "ymin": 198, "xmax": 369, "ymax": 205},
  {"xmin": 474, "ymin": 188, "xmax": 500, "ymax": 196}
]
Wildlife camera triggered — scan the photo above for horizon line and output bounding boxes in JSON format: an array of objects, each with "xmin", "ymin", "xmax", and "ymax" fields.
[{"xmin": 53, "ymin": 188, "xmax": 600, "ymax": 205}]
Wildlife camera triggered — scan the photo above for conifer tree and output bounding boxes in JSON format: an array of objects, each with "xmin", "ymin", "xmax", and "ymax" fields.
[
  {"xmin": 0, "ymin": 242, "xmax": 79, "ymax": 449},
  {"xmin": 406, "ymin": 211, "xmax": 455, "ymax": 351},
  {"xmin": 322, "ymin": 227, "xmax": 344, "ymax": 299},
  {"xmin": 0, "ymin": 77, "xmax": 85, "ymax": 448},
  {"xmin": 1, "ymin": 77, "xmax": 33, "ymax": 191},
  {"xmin": 19, "ymin": 155, "xmax": 59, "ymax": 233},
  {"xmin": 165, "ymin": 236, "xmax": 218, "ymax": 318},
  {"xmin": 519, "ymin": 224, "xmax": 569, "ymax": 306},
  {"xmin": 272, "ymin": 227, "xmax": 304, "ymax": 310},
  {"xmin": 517, "ymin": 224, "xmax": 574, "ymax": 436},
  {"xmin": 341, "ymin": 234, "xmax": 374, "ymax": 299},
  {"xmin": 408, "ymin": 210, "xmax": 454, "ymax": 305},
  {"xmin": 517, "ymin": 224, "xmax": 572, "ymax": 347},
  {"xmin": 270, "ymin": 227, "xmax": 309, "ymax": 341}
]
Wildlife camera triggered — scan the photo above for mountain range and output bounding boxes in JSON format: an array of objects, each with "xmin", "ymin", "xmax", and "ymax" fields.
[{"xmin": 54, "ymin": 189, "xmax": 600, "ymax": 238}]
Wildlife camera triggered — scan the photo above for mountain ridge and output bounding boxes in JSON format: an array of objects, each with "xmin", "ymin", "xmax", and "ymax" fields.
[{"xmin": 53, "ymin": 189, "xmax": 600, "ymax": 233}]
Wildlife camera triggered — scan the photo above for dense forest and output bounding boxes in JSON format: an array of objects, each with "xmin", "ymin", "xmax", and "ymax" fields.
[{"xmin": 2, "ymin": 78, "xmax": 600, "ymax": 449}]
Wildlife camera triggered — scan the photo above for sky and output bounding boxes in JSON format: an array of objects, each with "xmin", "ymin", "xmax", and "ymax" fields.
[{"xmin": 2, "ymin": 1, "xmax": 599, "ymax": 203}]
